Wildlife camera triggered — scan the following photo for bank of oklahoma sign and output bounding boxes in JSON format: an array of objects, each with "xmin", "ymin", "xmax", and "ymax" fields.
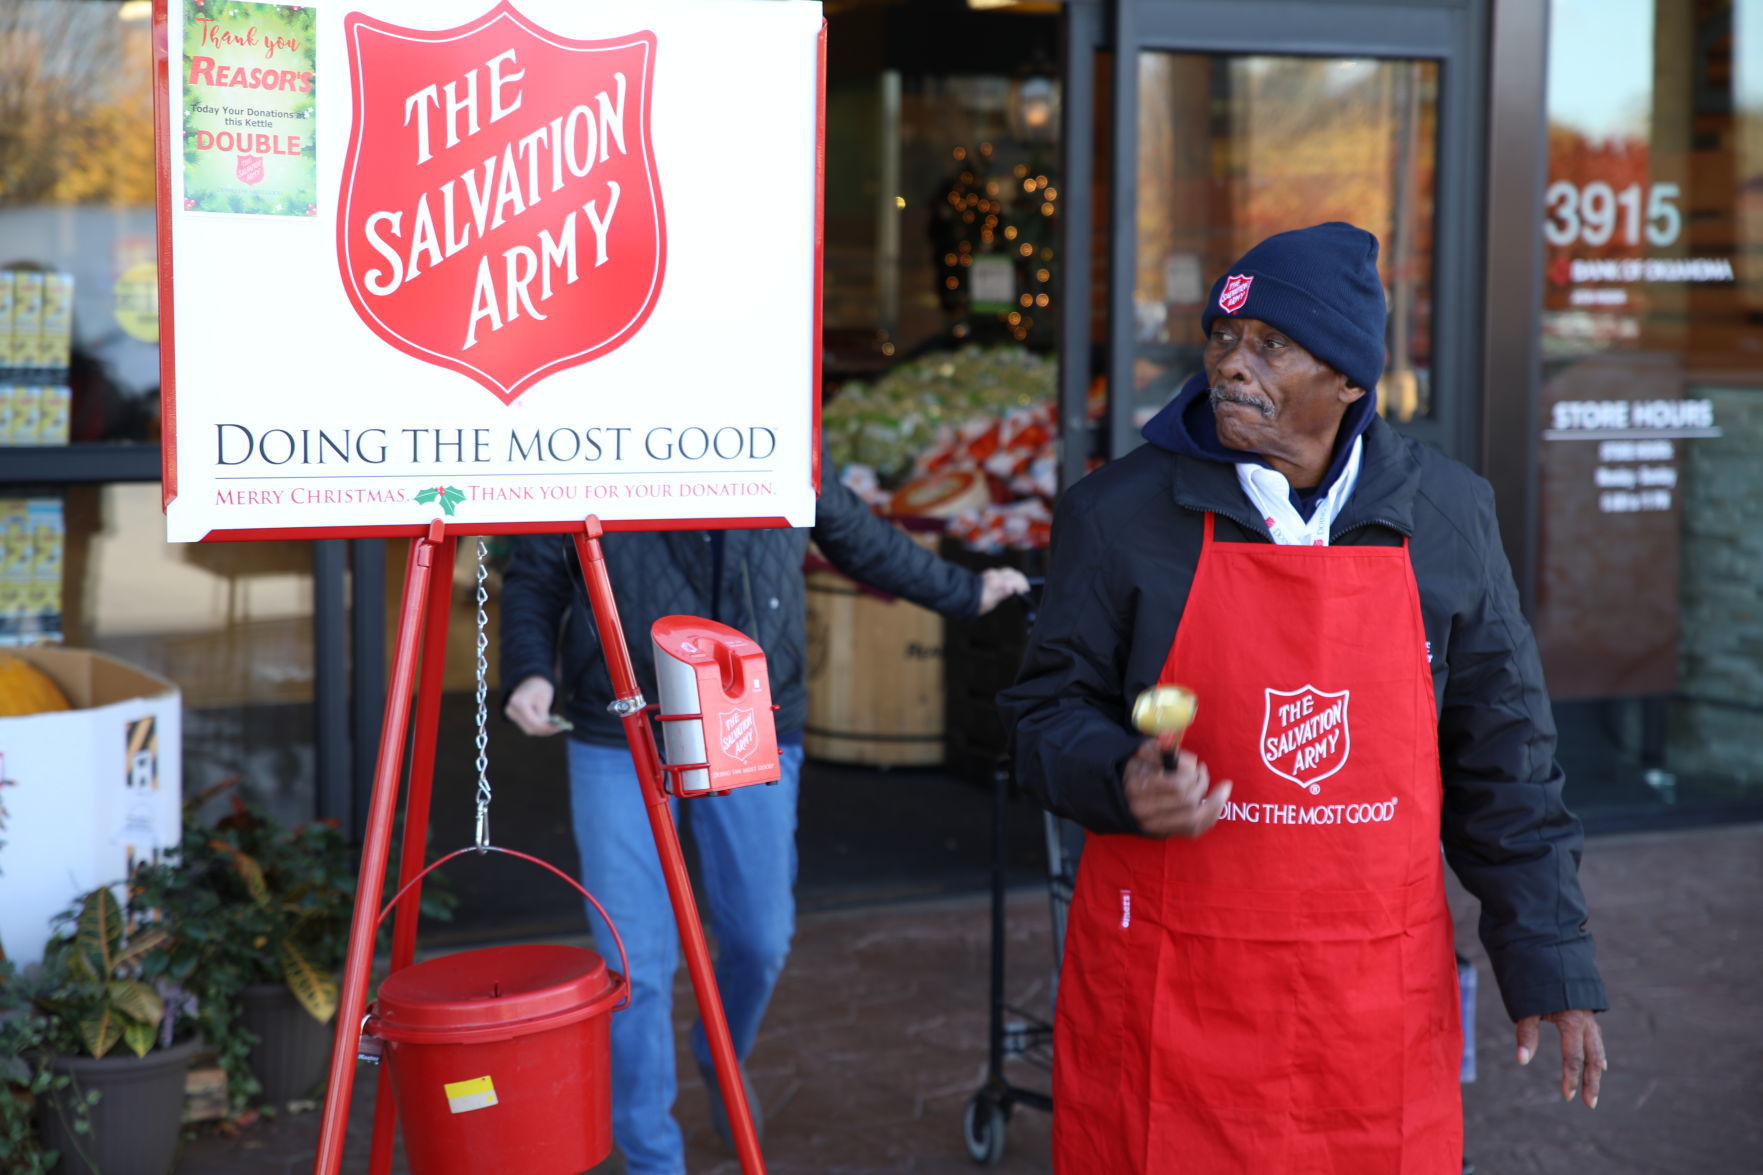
[{"xmin": 157, "ymin": 0, "xmax": 824, "ymax": 541}]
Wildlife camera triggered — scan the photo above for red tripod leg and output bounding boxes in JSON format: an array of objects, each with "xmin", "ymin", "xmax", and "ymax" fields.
[
  {"xmin": 366, "ymin": 534, "xmax": 458, "ymax": 1175},
  {"xmin": 572, "ymin": 519, "xmax": 768, "ymax": 1175},
  {"xmin": 311, "ymin": 528, "xmax": 443, "ymax": 1175}
]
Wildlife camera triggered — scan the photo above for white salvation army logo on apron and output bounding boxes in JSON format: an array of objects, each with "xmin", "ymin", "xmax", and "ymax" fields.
[{"xmin": 1260, "ymin": 685, "xmax": 1351, "ymax": 794}]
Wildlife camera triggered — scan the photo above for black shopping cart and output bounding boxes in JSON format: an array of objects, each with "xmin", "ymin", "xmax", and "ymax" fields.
[
  {"xmin": 939, "ymin": 558, "xmax": 1072, "ymax": 1165},
  {"xmin": 961, "ymin": 754, "xmax": 1081, "ymax": 1165}
]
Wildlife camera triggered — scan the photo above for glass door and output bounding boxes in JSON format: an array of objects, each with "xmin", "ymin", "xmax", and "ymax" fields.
[
  {"xmin": 1081, "ymin": 0, "xmax": 1486, "ymax": 468},
  {"xmin": 1535, "ymin": 0, "xmax": 1763, "ymax": 818}
]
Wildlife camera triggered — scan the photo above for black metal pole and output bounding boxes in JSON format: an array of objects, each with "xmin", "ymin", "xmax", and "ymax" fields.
[
  {"xmin": 989, "ymin": 759, "xmax": 1009, "ymax": 1087},
  {"xmin": 313, "ymin": 539, "xmax": 351, "ymax": 832},
  {"xmin": 1105, "ymin": 0, "xmax": 1141, "ymax": 464},
  {"xmin": 350, "ymin": 537, "xmax": 388, "ymax": 839},
  {"xmin": 1482, "ymin": 0, "xmax": 1552, "ymax": 613},
  {"xmin": 1057, "ymin": 0, "xmax": 1101, "ymax": 494}
]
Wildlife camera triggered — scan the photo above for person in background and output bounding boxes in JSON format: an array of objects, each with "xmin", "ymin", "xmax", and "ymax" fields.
[
  {"xmin": 1000, "ymin": 222, "xmax": 1607, "ymax": 1174},
  {"xmin": 500, "ymin": 472, "xmax": 1027, "ymax": 1175}
]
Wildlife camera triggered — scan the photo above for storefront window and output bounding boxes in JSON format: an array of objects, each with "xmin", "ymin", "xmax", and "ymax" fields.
[
  {"xmin": 818, "ymin": 1, "xmax": 1062, "ymax": 379},
  {"xmin": 0, "ymin": 0, "xmax": 160, "ymax": 447},
  {"xmin": 0, "ymin": 2, "xmax": 332, "ymax": 823},
  {"xmin": 1, "ymin": 483, "xmax": 318, "ymax": 822},
  {"xmin": 823, "ymin": 69, "xmax": 1062, "ymax": 374},
  {"xmin": 1134, "ymin": 53, "xmax": 1438, "ymax": 426},
  {"xmin": 1539, "ymin": 0, "xmax": 1763, "ymax": 809}
]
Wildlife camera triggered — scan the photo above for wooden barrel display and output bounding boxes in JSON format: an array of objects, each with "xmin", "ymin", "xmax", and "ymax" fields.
[{"xmin": 803, "ymin": 530, "xmax": 946, "ymax": 766}]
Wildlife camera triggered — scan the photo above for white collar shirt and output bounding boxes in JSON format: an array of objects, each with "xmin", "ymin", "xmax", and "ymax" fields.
[{"xmin": 1233, "ymin": 435, "xmax": 1364, "ymax": 546}]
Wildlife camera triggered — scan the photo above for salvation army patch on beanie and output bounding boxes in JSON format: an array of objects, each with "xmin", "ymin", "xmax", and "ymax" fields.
[{"xmin": 1199, "ymin": 222, "xmax": 1388, "ymax": 393}]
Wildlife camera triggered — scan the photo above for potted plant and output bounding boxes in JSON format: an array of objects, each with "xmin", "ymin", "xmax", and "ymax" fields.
[
  {"xmin": 131, "ymin": 780, "xmax": 454, "ymax": 1113},
  {"xmin": 1, "ymin": 954, "xmax": 69, "ymax": 1175},
  {"xmin": 131, "ymin": 781, "xmax": 356, "ymax": 1112},
  {"xmin": 0, "ymin": 782, "xmax": 60, "ymax": 1175},
  {"xmin": 10, "ymin": 886, "xmax": 201, "ymax": 1175}
]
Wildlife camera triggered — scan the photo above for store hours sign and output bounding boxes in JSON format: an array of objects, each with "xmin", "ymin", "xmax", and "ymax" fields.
[{"xmin": 153, "ymin": 0, "xmax": 825, "ymax": 541}]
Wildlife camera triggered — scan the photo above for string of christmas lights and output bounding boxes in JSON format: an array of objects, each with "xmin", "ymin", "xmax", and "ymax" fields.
[{"xmin": 930, "ymin": 141, "xmax": 1058, "ymax": 345}]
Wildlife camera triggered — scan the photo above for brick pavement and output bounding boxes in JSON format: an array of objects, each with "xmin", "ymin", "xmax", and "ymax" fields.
[{"xmin": 175, "ymin": 822, "xmax": 1763, "ymax": 1174}]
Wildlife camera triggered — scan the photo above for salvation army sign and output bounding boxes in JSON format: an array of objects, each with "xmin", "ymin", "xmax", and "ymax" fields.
[
  {"xmin": 338, "ymin": 8, "xmax": 664, "ymax": 403},
  {"xmin": 154, "ymin": 0, "xmax": 823, "ymax": 541}
]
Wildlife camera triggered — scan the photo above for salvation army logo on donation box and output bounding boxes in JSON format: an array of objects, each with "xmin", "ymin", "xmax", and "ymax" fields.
[
  {"xmin": 719, "ymin": 707, "xmax": 758, "ymax": 763},
  {"xmin": 337, "ymin": 2, "xmax": 665, "ymax": 404},
  {"xmin": 1260, "ymin": 685, "xmax": 1350, "ymax": 794}
]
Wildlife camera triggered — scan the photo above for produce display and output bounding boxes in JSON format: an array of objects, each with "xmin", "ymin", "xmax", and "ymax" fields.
[
  {"xmin": 825, "ymin": 345, "xmax": 1095, "ymax": 552},
  {"xmin": 824, "ymin": 346, "xmax": 1055, "ymax": 480}
]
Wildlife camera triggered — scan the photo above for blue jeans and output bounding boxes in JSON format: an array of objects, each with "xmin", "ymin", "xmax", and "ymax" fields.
[{"xmin": 566, "ymin": 738, "xmax": 802, "ymax": 1175}]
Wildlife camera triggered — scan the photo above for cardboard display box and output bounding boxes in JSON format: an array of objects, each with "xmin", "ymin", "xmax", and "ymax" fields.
[{"xmin": 0, "ymin": 647, "xmax": 181, "ymax": 965}]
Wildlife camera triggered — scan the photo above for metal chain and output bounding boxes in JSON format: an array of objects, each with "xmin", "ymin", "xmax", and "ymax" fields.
[{"xmin": 473, "ymin": 539, "xmax": 492, "ymax": 851}]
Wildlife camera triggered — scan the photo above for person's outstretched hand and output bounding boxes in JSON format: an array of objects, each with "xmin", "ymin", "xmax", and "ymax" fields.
[
  {"xmin": 505, "ymin": 675, "xmax": 563, "ymax": 736},
  {"xmin": 977, "ymin": 567, "xmax": 1031, "ymax": 614},
  {"xmin": 1122, "ymin": 741, "xmax": 1232, "ymax": 839},
  {"xmin": 1515, "ymin": 1009, "xmax": 1606, "ymax": 1108}
]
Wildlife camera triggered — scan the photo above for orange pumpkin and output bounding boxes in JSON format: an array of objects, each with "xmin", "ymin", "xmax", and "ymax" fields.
[{"xmin": 0, "ymin": 655, "xmax": 73, "ymax": 717}]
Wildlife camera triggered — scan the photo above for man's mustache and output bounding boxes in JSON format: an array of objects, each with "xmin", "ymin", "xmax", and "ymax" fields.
[{"xmin": 1208, "ymin": 385, "xmax": 1275, "ymax": 418}]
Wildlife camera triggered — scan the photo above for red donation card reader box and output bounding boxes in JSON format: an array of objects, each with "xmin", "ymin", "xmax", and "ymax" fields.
[{"xmin": 651, "ymin": 616, "xmax": 781, "ymax": 795}]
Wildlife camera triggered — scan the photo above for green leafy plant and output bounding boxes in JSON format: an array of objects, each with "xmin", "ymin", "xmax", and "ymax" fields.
[
  {"xmin": 0, "ymin": 887, "xmax": 175, "ymax": 1172},
  {"xmin": 130, "ymin": 782, "xmax": 353, "ymax": 1109},
  {"xmin": 31, "ymin": 888, "xmax": 168, "ymax": 1061},
  {"xmin": 0, "ymin": 800, "xmax": 63, "ymax": 1174},
  {"xmin": 131, "ymin": 780, "xmax": 453, "ymax": 1112},
  {"xmin": 0, "ymin": 958, "xmax": 78, "ymax": 1175}
]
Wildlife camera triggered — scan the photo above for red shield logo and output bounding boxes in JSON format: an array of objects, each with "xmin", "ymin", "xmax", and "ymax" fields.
[
  {"xmin": 237, "ymin": 155, "xmax": 265, "ymax": 186},
  {"xmin": 1219, "ymin": 272, "xmax": 1254, "ymax": 315},
  {"xmin": 338, "ymin": 2, "xmax": 666, "ymax": 404},
  {"xmin": 719, "ymin": 707, "xmax": 758, "ymax": 763},
  {"xmin": 1260, "ymin": 685, "xmax": 1350, "ymax": 794}
]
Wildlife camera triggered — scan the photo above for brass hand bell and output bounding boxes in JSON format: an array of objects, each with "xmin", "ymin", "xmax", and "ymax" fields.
[{"xmin": 1132, "ymin": 685, "xmax": 1198, "ymax": 770}]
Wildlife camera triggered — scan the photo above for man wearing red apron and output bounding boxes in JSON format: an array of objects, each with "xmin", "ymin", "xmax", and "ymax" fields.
[{"xmin": 1002, "ymin": 224, "xmax": 1608, "ymax": 1174}]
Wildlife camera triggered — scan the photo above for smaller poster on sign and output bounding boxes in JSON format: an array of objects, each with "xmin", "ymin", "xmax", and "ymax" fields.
[{"xmin": 181, "ymin": 0, "xmax": 318, "ymax": 217}]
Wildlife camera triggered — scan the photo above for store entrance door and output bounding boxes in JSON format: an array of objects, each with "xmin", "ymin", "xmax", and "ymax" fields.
[{"xmin": 1062, "ymin": 0, "xmax": 1487, "ymax": 471}]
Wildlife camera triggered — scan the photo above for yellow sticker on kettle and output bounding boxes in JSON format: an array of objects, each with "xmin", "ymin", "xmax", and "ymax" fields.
[{"xmin": 444, "ymin": 1075, "xmax": 498, "ymax": 1114}]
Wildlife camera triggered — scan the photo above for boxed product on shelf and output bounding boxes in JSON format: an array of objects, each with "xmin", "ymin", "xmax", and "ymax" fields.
[
  {"xmin": 0, "ymin": 272, "xmax": 13, "ymax": 371},
  {"xmin": 8, "ymin": 271, "xmax": 42, "ymax": 373},
  {"xmin": 23, "ymin": 499, "xmax": 64, "ymax": 644},
  {"xmin": 37, "ymin": 385, "xmax": 71, "ymax": 445},
  {"xmin": 5, "ymin": 384, "xmax": 42, "ymax": 444},
  {"xmin": 41, "ymin": 272, "xmax": 73, "ymax": 365},
  {"xmin": 0, "ymin": 499, "xmax": 28, "ymax": 645}
]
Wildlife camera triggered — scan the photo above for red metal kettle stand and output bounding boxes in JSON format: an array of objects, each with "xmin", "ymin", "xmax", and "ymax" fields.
[{"xmin": 310, "ymin": 517, "xmax": 767, "ymax": 1175}]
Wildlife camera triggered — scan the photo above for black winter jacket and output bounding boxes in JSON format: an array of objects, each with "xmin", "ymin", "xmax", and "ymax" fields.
[
  {"xmin": 998, "ymin": 412, "xmax": 1608, "ymax": 1022},
  {"xmin": 499, "ymin": 475, "xmax": 983, "ymax": 747}
]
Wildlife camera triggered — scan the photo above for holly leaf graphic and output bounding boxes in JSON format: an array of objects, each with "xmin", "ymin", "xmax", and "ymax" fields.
[{"xmin": 416, "ymin": 485, "xmax": 465, "ymax": 516}]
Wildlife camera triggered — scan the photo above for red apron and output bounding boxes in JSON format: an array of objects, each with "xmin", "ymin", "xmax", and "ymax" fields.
[{"xmin": 1053, "ymin": 513, "xmax": 1461, "ymax": 1175}]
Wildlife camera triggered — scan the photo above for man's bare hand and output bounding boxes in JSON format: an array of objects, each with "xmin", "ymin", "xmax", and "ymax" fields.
[
  {"xmin": 1516, "ymin": 1009, "xmax": 1606, "ymax": 1108},
  {"xmin": 1122, "ymin": 741, "xmax": 1232, "ymax": 839},
  {"xmin": 505, "ymin": 676, "xmax": 562, "ymax": 736},
  {"xmin": 977, "ymin": 567, "xmax": 1031, "ymax": 614}
]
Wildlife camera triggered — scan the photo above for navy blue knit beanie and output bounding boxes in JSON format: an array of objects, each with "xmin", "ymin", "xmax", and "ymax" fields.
[{"xmin": 1199, "ymin": 222, "xmax": 1388, "ymax": 393}]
